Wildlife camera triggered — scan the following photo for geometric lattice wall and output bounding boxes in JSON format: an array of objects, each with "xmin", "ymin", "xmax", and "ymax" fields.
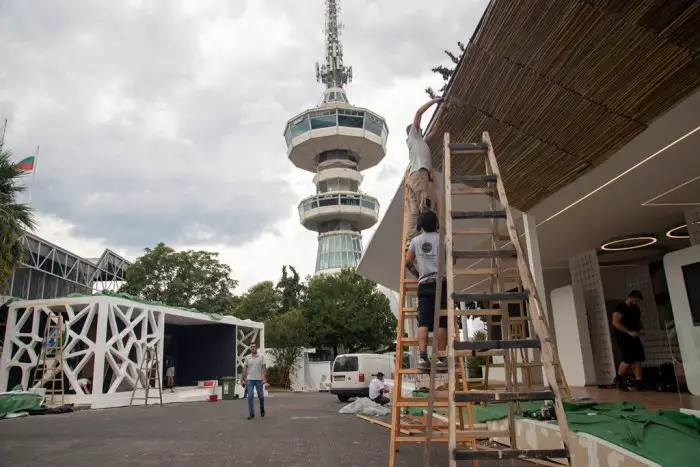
[
  {"xmin": 0, "ymin": 298, "xmax": 164, "ymax": 396},
  {"xmin": 569, "ymin": 250, "xmax": 615, "ymax": 385},
  {"xmin": 1, "ymin": 296, "xmax": 264, "ymax": 403},
  {"xmin": 686, "ymin": 207, "xmax": 700, "ymax": 246}
]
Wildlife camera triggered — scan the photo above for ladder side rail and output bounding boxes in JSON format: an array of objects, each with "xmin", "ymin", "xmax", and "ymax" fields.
[
  {"xmin": 482, "ymin": 131, "xmax": 576, "ymax": 466},
  {"xmin": 388, "ymin": 170, "xmax": 412, "ymax": 467},
  {"xmin": 484, "ymin": 147, "xmax": 517, "ymax": 459},
  {"xmin": 443, "ymin": 133, "xmax": 458, "ymax": 467},
  {"xmin": 422, "ymin": 169, "xmax": 446, "ymax": 466}
]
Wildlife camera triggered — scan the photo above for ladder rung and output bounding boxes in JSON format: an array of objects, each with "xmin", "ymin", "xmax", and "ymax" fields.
[
  {"xmin": 400, "ymin": 337, "xmax": 434, "ymax": 345},
  {"xmin": 395, "ymin": 400, "xmax": 473, "ymax": 408},
  {"xmin": 454, "ymin": 339, "xmax": 541, "ymax": 351},
  {"xmin": 454, "ymin": 448, "xmax": 569, "ymax": 461},
  {"xmin": 452, "ymin": 291, "xmax": 528, "ymax": 302},
  {"xmin": 453, "ymin": 249, "xmax": 517, "ymax": 259},
  {"xmin": 454, "ymin": 390, "xmax": 555, "ymax": 403},
  {"xmin": 452, "ymin": 227, "xmax": 495, "ymax": 235},
  {"xmin": 452, "ymin": 210, "xmax": 506, "ymax": 219},
  {"xmin": 452, "ymin": 308, "xmax": 502, "ymax": 316},
  {"xmin": 454, "ymin": 308, "xmax": 503, "ymax": 316},
  {"xmin": 448, "ymin": 143, "xmax": 488, "ymax": 154},
  {"xmin": 487, "ymin": 362, "xmax": 542, "ymax": 368},
  {"xmin": 452, "ymin": 187, "xmax": 493, "ymax": 195},
  {"xmin": 451, "ymin": 175, "xmax": 497, "ymax": 183},
  {"xmin": 395, "ymin": 431, "xmax": 509, "ymax": 443}
]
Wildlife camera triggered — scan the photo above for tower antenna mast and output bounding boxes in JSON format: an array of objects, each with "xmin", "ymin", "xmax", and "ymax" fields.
[{"xmin": 315, "ymin": 0, "xmax": 352, "ymax": 89}]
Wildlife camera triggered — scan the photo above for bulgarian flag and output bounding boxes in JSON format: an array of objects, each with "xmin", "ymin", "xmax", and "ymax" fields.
[{"xmin": 17, "ymin": 156, "xmax": 36, "ymax": 171}]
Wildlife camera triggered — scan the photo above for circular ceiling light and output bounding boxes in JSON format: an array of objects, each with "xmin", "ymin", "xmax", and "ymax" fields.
[
  {"xmin": 665, "ymin": 224, "xmax": 689, "ymax": 239},
  {"xmin": 600, "ymin": 236, "xmax": 658, "ymax": 252}
]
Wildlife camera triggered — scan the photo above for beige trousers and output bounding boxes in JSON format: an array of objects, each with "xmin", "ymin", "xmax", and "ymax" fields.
[{"xmin": 405, "ymin": 170, "xmax": 430, "ymax": 244}]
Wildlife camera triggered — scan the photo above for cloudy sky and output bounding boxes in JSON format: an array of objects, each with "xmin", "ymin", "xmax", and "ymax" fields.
[{"xmin": 1, "ymin": 0, "xmax": 488, "ymax": 292}]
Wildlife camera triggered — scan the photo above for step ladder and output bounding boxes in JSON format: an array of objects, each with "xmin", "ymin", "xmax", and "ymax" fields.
[
  {"xmin": 388, "ymin": 169, "xmax": 483, "ymax": 467},
  {"xmin": 441, "ymin": 131, "xmax": 574, "ymax": 466},
  {"xmin": 33, "ymin": 313, "xmax": 66, "ymax": 407},
  {"xmin": 130, "ymin": 343, "xmax": 163, "ymax": 407}
]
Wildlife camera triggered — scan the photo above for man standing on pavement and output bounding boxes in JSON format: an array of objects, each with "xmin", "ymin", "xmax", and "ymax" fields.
[
  {"xmin": 405, "ymin": 96, "xmax": 442, "ymax": 246},
  {"xmin": 240, "ymin": 343, "xmax": 266, "ymax": 419},
  {"xmin": 612, "ymin": 290, "xmax": 646, "ymax": 391},
  {"xmin": 369, "ymin": 372, "xmax": 390, "ymax": 406}
]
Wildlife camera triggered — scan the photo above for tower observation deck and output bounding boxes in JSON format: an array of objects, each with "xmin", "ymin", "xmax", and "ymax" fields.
[{"xmin": 284, "ymin": 0, "xmax": 388, "ymax": 274}]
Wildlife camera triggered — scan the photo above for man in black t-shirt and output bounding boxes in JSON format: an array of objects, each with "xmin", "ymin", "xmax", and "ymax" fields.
[{"xmin": 612, "ymin": 290, "xmax": 645, "ymax": 391}]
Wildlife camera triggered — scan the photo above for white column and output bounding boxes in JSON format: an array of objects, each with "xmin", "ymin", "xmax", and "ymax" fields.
[
  {"xmin": 685, "ymin": 207, "xmax": 700, "ymax": 246},
  {"xmin": 258, "ymin": 325, "xmax": 265, "ymax": 350},
  {"xmin": 91, "ymin": 298, "xmax": 110, "ymax": 396},
  {"xmin": 522, "ymin": 213, "xmax": 546, "ymax": 384},
  {"xmin": 569, "ymin": 250, "xmax": 615, "ymax": 385}
]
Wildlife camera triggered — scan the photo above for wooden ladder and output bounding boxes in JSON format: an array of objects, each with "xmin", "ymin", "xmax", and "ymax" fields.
[
  {"xmin": 439, "ymin": 131, "xmax": 575, "ymax": 466},
  {"xmin": 130, "ymin": 343, "xmax": 164, "ymax": 407},
  {"xmin": 388, "ymin": 170, "xmax": 483, "ymax": 467},
  {"xmin": 33, "ymin": 313, "xmax": 66, "ymax": 407}
]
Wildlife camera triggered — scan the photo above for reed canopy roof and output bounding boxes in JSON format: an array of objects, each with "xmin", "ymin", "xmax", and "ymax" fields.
[{"xmin": 426, "ymin": 0, "xmax": 700, "ymax": 211}]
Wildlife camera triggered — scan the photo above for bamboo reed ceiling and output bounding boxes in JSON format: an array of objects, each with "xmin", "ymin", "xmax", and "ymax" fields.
[{"xmin": 426, "ymin": 0, "xmax": 700, "ymax": 211}]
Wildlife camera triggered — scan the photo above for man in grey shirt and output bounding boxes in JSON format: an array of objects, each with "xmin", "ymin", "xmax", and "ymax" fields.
[
  {"xmin": 240, "ymin": 343, "xmax": 266, "ymax": 419},
  {"xmin": 405, "ymin": 96, "xmax": 442, "ymax": 246},
  {"xmin": 405, "ymin": 210, "xmax": 448, "ymax": 370}
]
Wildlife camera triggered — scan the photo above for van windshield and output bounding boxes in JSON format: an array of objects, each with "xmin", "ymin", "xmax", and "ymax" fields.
[{"xmin": 333, "ymin": 356, "xmax": 359, "ymax": 372}]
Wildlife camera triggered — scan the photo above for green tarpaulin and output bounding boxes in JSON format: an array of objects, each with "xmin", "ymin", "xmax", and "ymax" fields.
[
  {"xmin": 0, "ymin": 391, "xmax": 43, "ymax": 418},
  {"xmin": 454, "ymin": 399, "xmax": 700, "ymax": 467}
]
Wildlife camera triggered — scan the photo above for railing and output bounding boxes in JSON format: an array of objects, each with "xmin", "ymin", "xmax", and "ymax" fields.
[
  {"xmin": 298, "ymin": 192, "xmax": 380, "ymax": 218},
  {"xmin": 285, "ymin": 108, "xmax": 389, "ymax": 147}
]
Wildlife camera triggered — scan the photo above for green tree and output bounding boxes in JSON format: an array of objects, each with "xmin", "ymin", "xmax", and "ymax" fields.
[
  {"xmin": 119, "ymin": 242, "xmax": 238, "ymax": 314},
  {"xmin": 264, "ymin": 308, "xmax": 309, "ymax": 389},
  {"xmin": 302, "ymin": 269, "xmax": 396, "ymax": 357},
  {"xmin": 276, "ymin": 265, "xmax": 306, "ymax": 312},
  {"xmin": 426, "ymin": 41, "xmax": 466, "ymax": 98},
  {"xmin": 0, "ymin": 148, "xmax": 36, "ymax": 292},
  {"xmin": 232, "ymin": 281, "xmax": 281, "ymax": 321}
]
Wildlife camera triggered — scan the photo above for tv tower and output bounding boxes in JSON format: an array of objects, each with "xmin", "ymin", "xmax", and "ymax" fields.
[{"xmin": 283, "ymin": 0, "xmax": 388, "ymax": 274}]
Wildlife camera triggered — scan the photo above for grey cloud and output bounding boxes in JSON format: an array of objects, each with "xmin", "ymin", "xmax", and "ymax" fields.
[{"xmin": 1, "ymin": 0, "xmax": 488, "ymax": 251}]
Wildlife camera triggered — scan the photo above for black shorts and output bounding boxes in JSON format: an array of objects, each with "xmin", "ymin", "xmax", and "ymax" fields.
[
  {"xmin": 616, "ymin": 333, "xmax": 645, "ymax": 364},
  {"xmin": 417, "ymin": 280, "xmax": 448, "ymax": 331}
]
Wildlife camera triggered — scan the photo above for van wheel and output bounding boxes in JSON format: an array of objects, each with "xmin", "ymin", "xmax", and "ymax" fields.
[{"xmin": 337, "ymin": 395, "xmax": 350, "ymax": 402}]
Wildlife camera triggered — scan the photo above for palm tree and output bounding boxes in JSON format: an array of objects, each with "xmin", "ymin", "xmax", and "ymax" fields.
[{"xmin": 0, "ymin": 147, "xmax": 36, "ymax": 293}]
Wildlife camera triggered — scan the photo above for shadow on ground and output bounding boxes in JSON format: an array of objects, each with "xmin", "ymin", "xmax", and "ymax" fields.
[{"xmin": 0, "ymin": 393, "xmax": 530, "ymax": 466}]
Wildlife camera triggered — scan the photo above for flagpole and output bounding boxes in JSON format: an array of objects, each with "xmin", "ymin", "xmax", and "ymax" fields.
[
  {"xmin": 28, "ymin": 145, "xmax": 39, "ymax": 205},
  {"xmin": 0, "ymin": 119, "xmax": 7, "ymax": 149}
]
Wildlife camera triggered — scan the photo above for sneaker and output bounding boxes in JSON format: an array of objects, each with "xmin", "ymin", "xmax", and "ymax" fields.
[
  {"xmin": 417, "ymin": 358, "xmax": 430, "ymax": 370},
  {"xmin": 261, "ymin": 408, "xmax": 265, "ymax": 417},
  {"xmin": 436, "ymin": 358, "xmax": 448, "ymax": 371}
]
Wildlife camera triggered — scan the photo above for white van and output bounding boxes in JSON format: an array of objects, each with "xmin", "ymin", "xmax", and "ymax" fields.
[{"xmin": 330, "ymin": 353, "xmax": 394, "ymax": 402}]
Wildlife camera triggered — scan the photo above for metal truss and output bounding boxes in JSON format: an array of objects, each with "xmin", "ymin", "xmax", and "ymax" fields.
[{"xmin": 6, "ymin": 232, "xmax": 131, "ymax": 300}]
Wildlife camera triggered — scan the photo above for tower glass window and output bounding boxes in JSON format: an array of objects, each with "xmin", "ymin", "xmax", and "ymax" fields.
[{"xmin": 315, "ymin": 233, "xmax": 363, "ymax": 272}]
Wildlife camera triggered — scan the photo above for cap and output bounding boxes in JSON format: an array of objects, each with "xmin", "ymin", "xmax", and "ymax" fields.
[
  {"xmin": 629, "ymin": 290, "xmax": 644, "ymax": 300},
  {"xmin": 377, "ymin": 372, "xmax": 384, "ymax": 378}
]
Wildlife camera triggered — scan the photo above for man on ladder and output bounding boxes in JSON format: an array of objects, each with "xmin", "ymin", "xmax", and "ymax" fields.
[
  {"xmin": 405, "ymin": 210, "xmax": 448, "ymax": 371},
  {"xmin": 405, "ymin": 96, "xmax": 442, "ymax": 246}
]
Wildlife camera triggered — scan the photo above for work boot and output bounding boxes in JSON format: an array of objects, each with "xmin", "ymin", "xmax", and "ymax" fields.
[
  {"xmin": 261, "ymin": 407, "xmax": 265, "ymax": 417},
  {"xmin": 614, "ymin": 375, "xmax": 626, "ymax": 391},
  {"xmin": 247, "ymin": 414, "xmax": 255, "ymax": 420}
]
